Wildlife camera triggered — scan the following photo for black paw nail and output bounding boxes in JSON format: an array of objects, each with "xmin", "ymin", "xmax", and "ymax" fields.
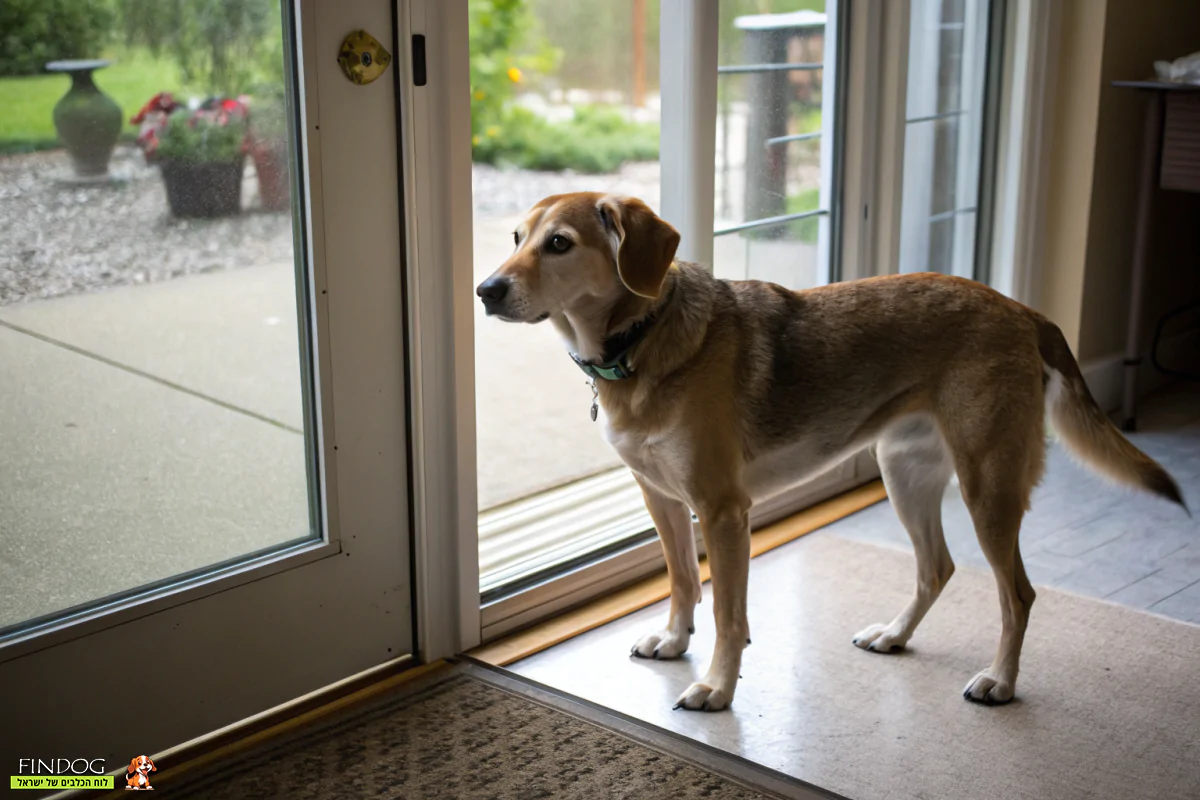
[{"xmin": 688, "ymin": 626, "xmax": 695, "ymax": 634}]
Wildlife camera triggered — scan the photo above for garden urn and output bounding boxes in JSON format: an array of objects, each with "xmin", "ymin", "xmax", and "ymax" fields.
[{"xmin": 46, "ymin": 59, "xmax": 123, "ymax": 179}]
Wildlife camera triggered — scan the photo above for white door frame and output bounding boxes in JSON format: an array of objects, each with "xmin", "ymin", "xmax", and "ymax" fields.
[{"xmin": 2, "ymin": 0, "xmax": 415, "ymax": 762}]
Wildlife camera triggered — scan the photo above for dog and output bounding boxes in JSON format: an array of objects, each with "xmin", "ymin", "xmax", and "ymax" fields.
[
  {"xmin": 125, "ymin": 755, "xmax": 155, "ymax": 790},
  {"xmin": 476, "ymin": 192, "xmax": 1186, "ymax": 712}
]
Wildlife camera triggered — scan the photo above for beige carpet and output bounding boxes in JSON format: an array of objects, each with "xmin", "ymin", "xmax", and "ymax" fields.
[{"xmin": 513, "ymin": 536, "xmax": 1200, "ymax": 800}]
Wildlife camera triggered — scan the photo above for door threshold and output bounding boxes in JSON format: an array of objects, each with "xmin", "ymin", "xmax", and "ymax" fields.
[{"xmin": 469, "ymin": 480, "xmax": 887, "ymax": 667}]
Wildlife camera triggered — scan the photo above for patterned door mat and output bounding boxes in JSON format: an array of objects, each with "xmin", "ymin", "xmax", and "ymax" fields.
[{"xmin": 156, "ymin": 660, "xmax": 840, "ymax": 799}]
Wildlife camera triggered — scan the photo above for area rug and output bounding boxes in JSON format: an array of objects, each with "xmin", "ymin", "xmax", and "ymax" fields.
[{"xmin": 159, "ymin": 662, "xmax": 835, "ymax": 799}]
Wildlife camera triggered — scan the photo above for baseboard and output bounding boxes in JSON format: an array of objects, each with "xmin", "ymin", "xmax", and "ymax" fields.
[{"xmin": 1080, "ymin": 326, "xmax": 1200, "ymax": 413}]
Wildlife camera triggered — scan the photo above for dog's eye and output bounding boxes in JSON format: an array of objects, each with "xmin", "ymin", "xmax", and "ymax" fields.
[{"xmin": 547, "ymin": 234, "xmax": 572, "ymax": 254}]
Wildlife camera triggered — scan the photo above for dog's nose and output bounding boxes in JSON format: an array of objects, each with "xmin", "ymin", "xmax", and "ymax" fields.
[{"xmin": 476, "ymin": 277, "xmax": 510, "ymax": 305}]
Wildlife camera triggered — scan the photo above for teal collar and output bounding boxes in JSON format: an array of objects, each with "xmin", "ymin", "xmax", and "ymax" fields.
[{"xmin": 570, "ymin": 315, "xmax": 656, "ymax": 381}]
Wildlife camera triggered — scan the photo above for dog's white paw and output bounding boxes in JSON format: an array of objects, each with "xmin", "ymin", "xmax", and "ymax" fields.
[
  {"xmin": 851, "ymin": 623, "xmax": 909, "ymax": 653},
  {"xmin": 630, "ymin": 628, "xmax": 690, "ymax": 660},
  {"xmin": 963, "ymin": 669, "xmax": 1014, "ymax": 705},
  {"xmin": 673, "ymin": 681, "xmax": 731, "ymax": 712}
]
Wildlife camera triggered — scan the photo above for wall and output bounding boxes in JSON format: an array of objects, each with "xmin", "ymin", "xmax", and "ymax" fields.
[
  {"xmin": 1077, "ymin": 0, "xmax": 1200, "ymax": 364},
  {"xmin": 1038, "ymin": 0, "xmax": 1107, "ymax": 353}
]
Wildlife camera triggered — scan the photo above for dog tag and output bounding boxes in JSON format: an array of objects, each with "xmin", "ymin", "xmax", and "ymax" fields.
[{"xmin": 588, "ymin": 379, "xmax": 599, "ymax": 422}]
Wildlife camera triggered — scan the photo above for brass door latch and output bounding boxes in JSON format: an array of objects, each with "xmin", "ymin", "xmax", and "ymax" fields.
[{"xmin": 338, "ymin": 30, "xmax": 391, "ymax": 85}]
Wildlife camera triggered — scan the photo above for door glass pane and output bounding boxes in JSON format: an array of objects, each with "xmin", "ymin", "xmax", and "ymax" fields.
[
  {"xmin": 898, "ymin": 0, "xmax": 992, "ymax": 277},
  {"xmin": 0, "ymin": 0, "xmax": 316, "ymax": 635},
  {"xmin": 715, "ymin": 1, "xmax": 838, "ymax": 290},
  {"xmin": 471, "ymin": 0, "xmax": 661, "ymax": 591}
]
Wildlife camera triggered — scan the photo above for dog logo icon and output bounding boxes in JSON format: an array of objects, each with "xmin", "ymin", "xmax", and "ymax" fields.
[{"xmin": 125, "ymin": 755, "xmax": 156, "ymax": 790}]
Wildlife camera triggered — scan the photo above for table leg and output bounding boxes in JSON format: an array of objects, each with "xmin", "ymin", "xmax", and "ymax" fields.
[{"xmin": 1120, "ymin": 92, "xmax": 1165, "ymax": 432}]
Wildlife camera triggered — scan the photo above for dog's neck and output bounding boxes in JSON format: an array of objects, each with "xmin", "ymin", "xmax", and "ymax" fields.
[{"xmin": 553, "ymin": 284, "xmax": 663, "ymax": 365}]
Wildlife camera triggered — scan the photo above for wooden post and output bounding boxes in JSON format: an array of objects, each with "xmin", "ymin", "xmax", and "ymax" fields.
[{"xmin": 632, "ymin": 0, "xmax": 647, "ymax": 108}]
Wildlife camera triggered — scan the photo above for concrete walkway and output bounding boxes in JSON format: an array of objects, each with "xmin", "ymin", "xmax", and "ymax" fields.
[
  {"xmin": 0, "ymin": 265, "xmax": 311, "ymax": 628},
  {"xmin": 0, "ymin": 213, "xmax": 635, "ymax": 628}
]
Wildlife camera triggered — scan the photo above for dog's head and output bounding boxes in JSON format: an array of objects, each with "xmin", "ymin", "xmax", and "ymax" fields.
[
  {"xmin": 475, "ymin": 193, "xmax": 680, "ymax": 324},
  {"xmin": 128, "ymin": 755, "xmax": 156, "ymax": 776}
]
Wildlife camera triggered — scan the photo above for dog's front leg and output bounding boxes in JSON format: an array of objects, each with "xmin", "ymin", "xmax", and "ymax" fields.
[
  {"xmin": 675, "ymin": 496, "xmax": 751, "ymax": 712},
  {"xmin": 632, "ymin": 478, "xmax": 701, "ymax": 659}
]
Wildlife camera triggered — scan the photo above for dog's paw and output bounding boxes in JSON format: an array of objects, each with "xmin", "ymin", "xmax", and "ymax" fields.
[
  {"xmin": 630, "ymin": 628, "xmax": 690, "ymax": 660},
  {"xmin": 963, "ymin": 670, "xmax": 1014, "ymax": 705},
  {"xmin": 673, "ymin": 681, "xmax": 731, "ymax": 712},
  {"xmin": 851, "ymin": 623, "xmax": 908, "ymax": 653}
]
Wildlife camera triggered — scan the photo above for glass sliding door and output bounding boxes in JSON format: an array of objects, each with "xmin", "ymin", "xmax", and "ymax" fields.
[{"xmin": 1, "ymin": 0, "xmax": 414, "ymax": 764}]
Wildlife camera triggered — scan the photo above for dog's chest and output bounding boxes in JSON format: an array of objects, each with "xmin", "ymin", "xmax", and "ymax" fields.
[{"xmin": 602, "ymin": 420, "xmax": 680, "ymax": 491}]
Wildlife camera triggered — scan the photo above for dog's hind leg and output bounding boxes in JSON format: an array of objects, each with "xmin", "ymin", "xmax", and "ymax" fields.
[
  {"xmin": 853, "ymin": 415, "xmax": 955, "ymax": 653},
  {"xmin": 631, "ymin": 477, "xmax": 702, "ymax": 659},
  {"xmin": 957, "ymin": 464, "xmax": 1037, "ymax": 705}
]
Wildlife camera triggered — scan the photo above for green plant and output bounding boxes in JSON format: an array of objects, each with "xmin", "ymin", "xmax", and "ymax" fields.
[
  {"xmin": 785, "ymin": 188, "xmax": 821, "ymax": 243},
  {"xmin": 0, "ymin": 0, "xmax": 116, "ymax": 77},
  {"xmin": 156, "ymin": 105, "xmax": 247, "ymax": 164},
  {"xmin": 468, "ymin": 0, "xmax": 559, "ymax": 140},
  {"xmin": 117, "ymin": 0, "xmax": 281, "ymax": 96},
  {"xmin": 473, "ymin": 105, "xmax": 658, "ymax": 173}
]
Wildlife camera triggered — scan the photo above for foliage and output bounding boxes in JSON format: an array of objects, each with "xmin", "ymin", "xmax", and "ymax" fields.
[
  {"xmin": 116, "ymin": 0, "xmax": 282, "ymax": 96},
  {"xmin": 785, "ymin": 188, "xmax": 821, "ymax": 243},
  {"xmin": 0, "ymin": 49, "xmax": 182, "ymax": 153},
  {"xmin": 154, "ymin": 99, "xmax": 248, "ymax": 164},
  {"xmin": 469, "ymin": 0, "xmax": 657, "ymax": 172},
  {"xmin": 468, "ymin": 0, "xmax": 559, "ymax": 140},
  {"xmin": 0, "ymin": 0, "xmax": 116, "ymax": 77},
  {"xmin": 473, "ymin": 105, "xmax": 658, "ymax": 174}
]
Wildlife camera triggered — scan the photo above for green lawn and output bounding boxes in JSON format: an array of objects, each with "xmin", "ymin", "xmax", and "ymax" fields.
[{"xmin": 0, "ymin": 50, "xmax": 183, "ymax": 153}]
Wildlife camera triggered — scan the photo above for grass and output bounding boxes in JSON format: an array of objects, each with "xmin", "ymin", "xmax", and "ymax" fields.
[{"xmin": 0, "ymin": 49, "xmax": 183, "ymax": 154}]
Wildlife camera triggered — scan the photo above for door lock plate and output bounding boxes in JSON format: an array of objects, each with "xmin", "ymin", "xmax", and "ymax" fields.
[{"xmin": 338, "ymin": 30, "xmax": 391, "ymax": 85}]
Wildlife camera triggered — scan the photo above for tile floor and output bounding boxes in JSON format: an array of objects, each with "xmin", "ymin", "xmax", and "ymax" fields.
[{"xmin": 819, "ymin": 381, "xmax": 1200, "ymax": 622}]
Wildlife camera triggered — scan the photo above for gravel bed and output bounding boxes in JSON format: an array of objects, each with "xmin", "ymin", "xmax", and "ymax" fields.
[
  {"xmin": 0, "ymin": 146, "xmax": 295, "ymax": 305},
  {"xmin": 471, "ymin": 161, "xmax": 661, "ymax": 216},
  {"xmin": 0, "ymin": 148, "xmax": 661, "ymax": 306}
]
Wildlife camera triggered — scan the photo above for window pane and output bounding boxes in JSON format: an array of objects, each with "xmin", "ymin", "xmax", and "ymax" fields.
[
  {"xmin": 715, "ymin": 1, "xmax": 836, "ymax": 290},
  {"xmin": 471, "ymin": 0, "xmax": 662, "ymax": 591},
  {"xmin": 898, "ymin": 0, "xmax": 991, "ymax": 277},
  {"xmin": 0, "ymin": 1, "xmax": 316, "ymax": 634}
]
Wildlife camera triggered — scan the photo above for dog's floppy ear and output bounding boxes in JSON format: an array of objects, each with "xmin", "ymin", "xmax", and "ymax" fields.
[
  {"xmin": 147, "ymin": 758, "xmax": 156, "ymax": 772},
  {"xmin": 596, "ymin": 196, "xmax": 680, "ymax": 299},
  {"xmin": 128, "ymin": 758, "xmax": 140, "ymax": 774}
]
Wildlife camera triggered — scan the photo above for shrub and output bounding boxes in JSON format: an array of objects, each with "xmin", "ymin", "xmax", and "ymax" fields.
[
  {"xmin": 0, "ymin": 0, "xmax": 116, "ymax": 77},
  {"xmin": 469, "ymin": 0, "xmax": 559, "ymax": 141},
  {"xmin": 117, "ymin": 0, "xmax": 280, "ymax": 96},
  {"xmin": 473, "ymin": 105, "xmax": 659, "ymax": 174}
]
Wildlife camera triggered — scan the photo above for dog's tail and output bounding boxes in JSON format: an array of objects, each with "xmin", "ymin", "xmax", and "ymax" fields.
[{"xmin": 1036, "ymin": 316, "xmax": 1187, "ymax": 512}]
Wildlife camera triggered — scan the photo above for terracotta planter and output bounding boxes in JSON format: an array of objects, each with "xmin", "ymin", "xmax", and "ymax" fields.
[
  {"xmin": 160, "ymin": 159, "xmax": 244, "ymax": 218},
  {"xmin": 251, "ymin": 145, "xmax": 290, "ymax": 211},
  {"xmin": 46, "ymin": 59, "xmax": 123, "ymax": 179}
]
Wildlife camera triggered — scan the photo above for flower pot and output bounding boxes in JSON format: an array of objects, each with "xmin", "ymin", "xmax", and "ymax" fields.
[
  {"xmin": 46, "ymin": 60, "xmax": 123, "ymax": 179},
  {"xmin": 160, "ymin": 159, "xmax": 244, "ymax": 218},
  {"xmin": 251, "ymin": 145, "xmax": 290, "ymax": 211}
]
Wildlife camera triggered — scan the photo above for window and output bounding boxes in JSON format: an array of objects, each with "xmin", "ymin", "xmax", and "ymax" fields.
[{"xmin": 898, "ymin": 0, "xmax": 1002, "ymax": 279}]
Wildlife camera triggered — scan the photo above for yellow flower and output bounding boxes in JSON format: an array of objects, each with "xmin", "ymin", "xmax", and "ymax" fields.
[
  {"xmin": 486, "ymin": 125, "xmax": 499, "ymax": 137},
  {"xmin": 507, "ymin": 67, "xmax": 523, "ymax": 83},
  {"xmin": 473, "ymin": 90, "xmax": 485, "ymax": 101},
  {"xmin": 472, "ymin": 135, "xmax": 480, "ymax": 145}
]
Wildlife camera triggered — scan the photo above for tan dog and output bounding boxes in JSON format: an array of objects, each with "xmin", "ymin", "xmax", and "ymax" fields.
[
  {"xmin": 125, "ymin": 755, "xmax": 155, "ymax": 790},
  {"xmin": 476, "ymin": 192, "xmax": 1186, "ymax": 712}
]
